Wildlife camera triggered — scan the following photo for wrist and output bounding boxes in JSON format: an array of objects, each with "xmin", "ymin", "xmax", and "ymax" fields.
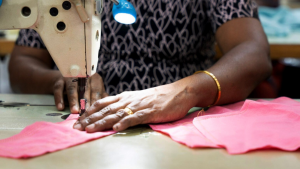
[
  {"xmin": 194, "ymin": 71, "xmax": 221, "ymax": 107},
  {"xmin": 175, "ymin": 72, "xmax": 219, "ymax": 108}
]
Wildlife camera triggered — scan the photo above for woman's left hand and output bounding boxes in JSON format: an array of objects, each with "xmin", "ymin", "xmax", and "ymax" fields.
[{"xmin": 73, "ymin": 83, "xmax": 197, "ymax": 132}]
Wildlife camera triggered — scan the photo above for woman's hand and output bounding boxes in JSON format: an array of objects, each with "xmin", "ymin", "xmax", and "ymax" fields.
[
  {"xmin": 53, "ymin": 73, "xmax": 108, "ymax": 113},
  {"xmin": 73, "ymin": 83, "xmax": 198, "ymax": 132}
]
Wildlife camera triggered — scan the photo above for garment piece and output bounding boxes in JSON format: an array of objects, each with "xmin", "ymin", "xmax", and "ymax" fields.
[
  {"xmin": 150, "ymin": 112, "xmax": 220, "ymax": 148},
  {"xmin": 149, "ymin": 102, "xmax": 246, "ymax": 149},
  {"xmin": 15, "ymin": 0, "xmax": 258, "ymax": 95},
  {"xmin": 151, "ymin": 97, "xmax": 300, "ymax": 154},
  {"xmin": 0, "ymin": 114, "xmax": 115, "ymax": 159},
  {"xmin": 194, "ymin": 97, "xmax": 300, "ymax": 154}
]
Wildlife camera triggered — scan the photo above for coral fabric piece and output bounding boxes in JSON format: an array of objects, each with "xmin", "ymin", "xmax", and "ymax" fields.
[
  {"xmin": 193, "ymin": 97, "xmax": 300, "ymax": 154},
  {"xmin": 151, "ymin": 97, "xmax": 300, "ymax": 154},
  {"xmin": 150, "ymin": 112, "xmax": 220, "ymax": 148},
  {"xmin": 0, "ymin": 114, "xmax": 116, "ymax": 159},
  {"xmin": 149, "ymin": 102, "xmax": 247, "ymax": 148}
]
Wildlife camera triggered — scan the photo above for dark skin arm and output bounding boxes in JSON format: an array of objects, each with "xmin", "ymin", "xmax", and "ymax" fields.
[
  {"xmin": 209, "ymin": 18, "xmax": 271, "ymax": 104},
  {"xmin": 9, "ymin": 46, "xmax": 107, "ymax": 113},
  {"xmin": 9, "ymin": 46, "xmax": 56, "ymax": 94},
  {"xmin": 74, "ymin": 17, "xmax": 272, "ymax": 132}
]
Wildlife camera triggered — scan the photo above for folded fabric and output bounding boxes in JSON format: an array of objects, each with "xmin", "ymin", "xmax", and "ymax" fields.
[
  {"xmin": 194, "ymin": 97, "xmax": 300, "ymax": 154},
  {"xmin": 150, "ymin": 112, "xmax": 220, "ymax": 148},
  {"xmin": 0, "ymin": 114, "xmax": 116, "ymax": 159},
  {"xmin": 151, "ymin": 97, "xmax": 300, "ymax": 154},
  {"xmin": 149, "ymin": 101, "xmax": 246, "ymax": 149}
]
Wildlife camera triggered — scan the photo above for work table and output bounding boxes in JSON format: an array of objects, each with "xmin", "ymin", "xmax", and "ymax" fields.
[{"xmin": 0, "ymin": 94, "xmax": 300, "ymax": 169}]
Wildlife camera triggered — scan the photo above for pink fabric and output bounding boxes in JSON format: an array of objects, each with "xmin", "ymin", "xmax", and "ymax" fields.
[
  {"xmin": 150, "ymin": 111, "xmax": 220, "ymax": 148},
  {"xmin": 150, "ymin": 112, "xmax": 220, "ymax": 148},
  {"xmin": 151, "ymin": 97, "xmax": 300, "ymax": 154},
  {"xmin": 0, "ymin": 114, "xmax": 115, "ymax": 158},
  {"xmin": 2, "ymin": 97, "xmax": 300, "ymax": 158}
]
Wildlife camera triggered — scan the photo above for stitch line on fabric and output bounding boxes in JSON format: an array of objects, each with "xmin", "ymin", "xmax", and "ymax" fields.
[{"xmin": 194, "ymin": 101, "xmax": 250, "ymax": 145}]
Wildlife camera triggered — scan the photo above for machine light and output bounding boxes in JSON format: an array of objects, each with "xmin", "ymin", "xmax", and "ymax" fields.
[{"xmin": 111, "ymin": 0, "xmax": 137, "ymax": 24}]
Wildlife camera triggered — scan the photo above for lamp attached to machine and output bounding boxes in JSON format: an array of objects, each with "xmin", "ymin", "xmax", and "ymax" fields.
[
  {"xmin": 111, "ymin": 0, "xmax": 137, "ymax": 24},
  {"xmin": 0, "ymin": 0, "xmax": 137, "ymax": 115}
]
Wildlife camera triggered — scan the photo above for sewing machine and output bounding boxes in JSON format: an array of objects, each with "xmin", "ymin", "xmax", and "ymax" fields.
[{"xmin": 0, "ymin": 0, "xmax": 136, "ymax": 113}]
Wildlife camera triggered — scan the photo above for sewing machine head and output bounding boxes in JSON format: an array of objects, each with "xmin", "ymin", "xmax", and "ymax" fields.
[
  {"xmin": 0, "ymin": 0, "xmax": 136, "ymax": 112},
  {"xmin": 0, "ymin": 0, "xmax": 103, "ymax": 78},
  {"xmin": 0, "ymin": 0, "xmax": 136, "ymax": 78}
]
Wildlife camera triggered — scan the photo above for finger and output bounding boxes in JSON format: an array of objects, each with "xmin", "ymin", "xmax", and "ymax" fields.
[
  {"xmin": 66, "ymin": 78, "xmax": 79, "ymax": 114},
  {"xmin": 74, "ymin": 101, "xmax": 126, "ymax": 130},
  {"xmin": 113, "ymin": 109, "xmax": 151, "ymax": 131},
  {"xmin": 84, "ymin": 78, "xmax": 91, "ymax": 109},
  {"xmin": 85, "ymin": 109, "xmax": 128, "ymax": 133},
  {"xmin": 73, "ymin": 94, "xmax": 124, "ymax": 131},
  {"xmin": 53, "ymin": 79, "xmax": 65, "ymax": 110},
  {"xmin": 90, "ymin": 76, "xmax": 103, "ymax": 105},
  {"xmin": 84, "ymin": 95, "xmax": 121, "ymax": 117}
]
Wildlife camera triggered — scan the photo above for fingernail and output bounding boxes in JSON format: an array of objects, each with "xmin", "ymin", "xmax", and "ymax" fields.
[
  {"xmin": 113, "ymin": 124, "xmax": 120, "ymax": 131},
  {"xmin": 73, "ymin": 123, "xmax": 82, "ymax": 130},
  {"xmin": 86, "ymin": 124, "xmax": 95, "ymax": 130},
  {"xmin": 57, "ymin": 103, "xmax": 63, "ymax": 110},
  {"xmin": 71, "ymin": 106, "xmax": 79, "ymax": 114}
]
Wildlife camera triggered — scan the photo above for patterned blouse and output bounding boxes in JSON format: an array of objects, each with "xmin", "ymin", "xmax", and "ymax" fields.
[{"xmin": 16, "ymin": 0, "xmax": 258, "ymax": 95}]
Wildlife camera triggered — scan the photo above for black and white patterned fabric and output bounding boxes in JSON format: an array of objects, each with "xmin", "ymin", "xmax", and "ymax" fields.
[{"xmin": 16, "ymin": 0, "xmax": 258, "ymax": 95}]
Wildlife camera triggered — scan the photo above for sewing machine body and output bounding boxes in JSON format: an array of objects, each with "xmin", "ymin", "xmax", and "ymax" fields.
[{"xmin": 0, "ymin": 0, "xmax": 102, "ymax": 78}]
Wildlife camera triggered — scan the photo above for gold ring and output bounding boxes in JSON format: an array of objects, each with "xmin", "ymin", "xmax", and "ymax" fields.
[{"xmin": 124, "ymin": 107, "xmax": 134, "ymax": 115}]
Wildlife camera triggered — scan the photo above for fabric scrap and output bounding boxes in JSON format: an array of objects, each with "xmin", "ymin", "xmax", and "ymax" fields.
[
  {"xmin": 0, "ymin": 114, "xmax": 115, "ymax": 158},
  {"xmin": 193, "ymin": 97, "xmax": 300, "ymax": 154},
  {"xmin": 150, "ymin": 112, "xmax": 219, "ymax": 148},
  {"xmin": 151, "ymin": 97, "xmax": 300, "ymax": 154}
]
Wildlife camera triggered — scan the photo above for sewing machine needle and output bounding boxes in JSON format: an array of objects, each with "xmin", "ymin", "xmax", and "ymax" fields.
[{"xmin": 78, "ymin": 78, "xmax": 87, "ymax": 116}]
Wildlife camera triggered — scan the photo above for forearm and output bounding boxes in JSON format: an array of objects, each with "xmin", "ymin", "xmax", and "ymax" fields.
[
  {"xmin": 172, "ymin": 18, "xmax": 272, "ymax": 108},
  {"xmin": 208, "ymin": 41, "xmax": 271, "ymax": 104},
  {"xmin": 172, "ymin": 41, "xmax": 271, "ymax": 108},
  {"xmin": 9, "ymin": 48, "xmax": 60, "ymax": 94}
]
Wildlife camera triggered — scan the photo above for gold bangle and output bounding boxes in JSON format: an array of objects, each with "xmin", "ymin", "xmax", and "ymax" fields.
[{"xmin": 194, "ymin": 70, "xmax": 221, "ymax": 107}]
